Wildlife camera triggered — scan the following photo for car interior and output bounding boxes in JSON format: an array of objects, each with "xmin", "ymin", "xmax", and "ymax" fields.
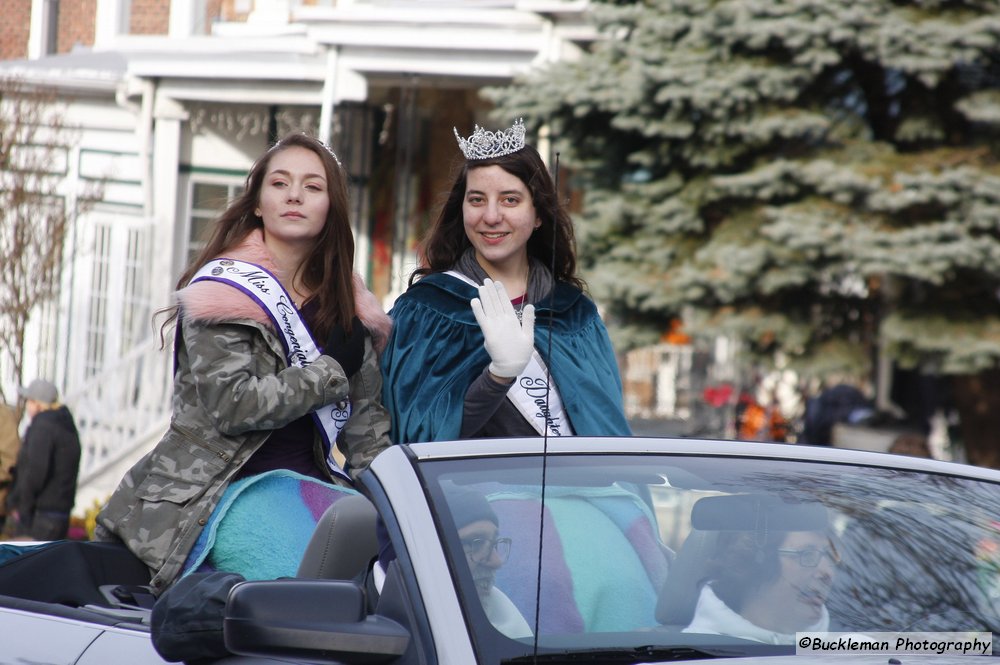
[
  {"xmin": 0, "ymin": 495, "xmax": 383, "ymax": 630},
  {"xmin": 654, "ymin": 493, "xmax": 833, "ymax": 633},
  {"xmin": 295, "ymin": 493, "xmax": 379, "ymax": 581},
  {"xmin": 655, "ymin": 528, "xmax": 720, "ymax": 630},
  {"xmin": 0, "ymin": 539, "xmax": 156, "ymax": 625},
  {"xmin": 654, "ymin": 492, "xmax": 1000, "ymax": 639}
]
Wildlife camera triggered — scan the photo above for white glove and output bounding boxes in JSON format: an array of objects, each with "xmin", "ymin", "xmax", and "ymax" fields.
[{"xmin": 470, "ymin": 278, "xmax": 536, "ymax": 379}]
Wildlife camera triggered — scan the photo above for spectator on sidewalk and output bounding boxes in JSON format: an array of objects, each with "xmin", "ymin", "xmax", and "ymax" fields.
[
  {"xmin": 6, "ymin": 379, "xmax": 81, "ymax": 541},
  {"xmin": 0, "ymin": 402, "xmax": 20, "ymax": 534},
  {"xmin": 801, "ymin": 384, "xmax": 873, "ymax": 446}
]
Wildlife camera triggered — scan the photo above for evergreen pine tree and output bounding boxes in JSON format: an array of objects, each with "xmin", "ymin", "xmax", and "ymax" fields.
[{"xmin": 492, "ymin": 0, "xmax": 1000, "ymax": 465}]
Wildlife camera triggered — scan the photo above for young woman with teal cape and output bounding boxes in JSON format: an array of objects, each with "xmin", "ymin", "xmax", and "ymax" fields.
[{"xmin": 381, "ymin": 119, "xmax": 630, "ymax": 444}]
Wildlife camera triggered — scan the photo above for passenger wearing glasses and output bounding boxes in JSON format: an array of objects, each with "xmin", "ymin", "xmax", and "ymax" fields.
[
  {"xmin": 683, "ymin": 527, "xmax": 840, "ymax": 644},
  {"xmin": 447, "ymin": 485, "xmax": 532, "ymax": 639}
]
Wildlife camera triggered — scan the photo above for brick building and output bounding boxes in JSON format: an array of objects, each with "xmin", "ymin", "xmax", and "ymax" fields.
[{"xmin": 0, "ymin": 0, "xmax": 32, "ymax": 60}]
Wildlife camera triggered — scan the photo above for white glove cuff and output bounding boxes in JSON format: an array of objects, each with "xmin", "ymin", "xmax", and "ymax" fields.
[{"xmin": 488, "ymin": 360, "xmax": 526, "ymax": 380}]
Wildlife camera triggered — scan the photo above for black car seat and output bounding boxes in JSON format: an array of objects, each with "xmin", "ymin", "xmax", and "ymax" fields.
[{"xmin": 655, "ymin": 529, "xmax": 719, "ymax": 629}]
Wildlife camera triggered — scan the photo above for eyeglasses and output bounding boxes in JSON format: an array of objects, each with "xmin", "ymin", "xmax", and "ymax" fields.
[
  {"xmin": 778, "ymin": 547, "xmax": 841, "ymax": 568},
  {"xmin": 461, "ymin": 536, "xmax": 512, "ymax": 563}
]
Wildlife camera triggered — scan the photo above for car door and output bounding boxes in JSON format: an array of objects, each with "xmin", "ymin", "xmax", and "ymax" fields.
[{"xmin": 0, "ymin": 609, "xmax": 166, "ymax": 665}]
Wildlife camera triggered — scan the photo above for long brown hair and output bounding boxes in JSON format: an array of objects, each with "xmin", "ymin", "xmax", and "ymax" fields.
[
  {"xmin": 411, "ymin": 143, "xmax": 582, "ymax": 289},
  {"xmin": 161, "ymin": 132, "xmax": 356, "ymax": 340}
]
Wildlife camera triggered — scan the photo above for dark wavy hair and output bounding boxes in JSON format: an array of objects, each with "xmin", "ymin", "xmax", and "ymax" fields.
[
  {"xmin": 161, "ymin": 132, "xmax": 356, "ymax": 341},
  {"xmin": 410, "ymin": 143, "xmax": 583, "ymax": 290},
  {"xmin": 706, "ymin": 530, "xmax": 786, "ymax": 613},
  {"xmin": 707, "ymin": 529, "xmax": 838, "ymax": 614}
]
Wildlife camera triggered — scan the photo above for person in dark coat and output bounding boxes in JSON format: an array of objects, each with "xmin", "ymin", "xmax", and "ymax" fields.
[
  {"xmin": 6, "ymin": 379, "xmax": 81, "ymax": 540},
  {"xmin": 801, "ymin": 384, "xmax": 873, "ymax": 446}
]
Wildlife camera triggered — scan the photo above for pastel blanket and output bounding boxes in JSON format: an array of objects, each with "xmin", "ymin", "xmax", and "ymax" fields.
[
  {"xmin": 487, "ymin": 485, "xmax": 672, "ymax": 635},
  {"xmin": 183, "ymin": 469, "xmax": 358, "ymax": 581}
]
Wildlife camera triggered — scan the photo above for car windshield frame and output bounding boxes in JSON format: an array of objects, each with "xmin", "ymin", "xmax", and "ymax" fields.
[{"xmin": 412, "ymin": 449, "xmax": 1000, "ymax": 663}]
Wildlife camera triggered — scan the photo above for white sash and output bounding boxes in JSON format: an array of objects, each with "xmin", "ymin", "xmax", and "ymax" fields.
[
  {"xmin": 445, "ymin": 270, "xmax": 574, "ymax": 437},
  {"xmin": 507, "ymin": 351, "xmax": 574, "ymax": 437},
  {"xmin": 192, "ymin": 259, "xmax": 351, "ymax": 481}
]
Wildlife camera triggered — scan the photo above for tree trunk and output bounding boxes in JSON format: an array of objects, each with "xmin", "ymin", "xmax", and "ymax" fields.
[{"xmin": 951, "ymin": 370, "xmax": 1000, "ymax": 469}]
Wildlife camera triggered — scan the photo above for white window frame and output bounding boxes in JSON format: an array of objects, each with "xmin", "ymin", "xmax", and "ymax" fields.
[{"xmin": 182, "ymin": 172, "xmax": 245, "ymax": 268}]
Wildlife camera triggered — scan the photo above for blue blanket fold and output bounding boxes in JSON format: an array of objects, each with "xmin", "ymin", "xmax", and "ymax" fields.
[{"xmin": 183, "ymin": 469, "xmax": 357, "ymax": 581}]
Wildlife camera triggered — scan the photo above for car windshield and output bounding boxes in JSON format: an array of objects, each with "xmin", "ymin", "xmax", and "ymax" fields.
[{"xmin": 419, "ymin": 452, "xmax": 1000, "ymax": 661}]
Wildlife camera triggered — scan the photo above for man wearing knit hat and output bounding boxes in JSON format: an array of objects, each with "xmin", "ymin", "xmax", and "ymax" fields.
[
  {"xmin": 446, "ymin": 484, "xmax": 531, "ymax": 639},
  {"xmin": 6, "ymin": 378, "xmax": 81, "ymax": 540}
]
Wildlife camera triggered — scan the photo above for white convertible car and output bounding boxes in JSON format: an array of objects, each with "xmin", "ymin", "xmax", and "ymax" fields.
[{"xmin": 2, "ymin": 437, "xmax": 998, "ymax": 664}]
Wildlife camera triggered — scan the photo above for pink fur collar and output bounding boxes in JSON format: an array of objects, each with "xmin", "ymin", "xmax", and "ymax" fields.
[{"xmin": 176, "ymin": 229, "xmax": 392, "ymax": 352}]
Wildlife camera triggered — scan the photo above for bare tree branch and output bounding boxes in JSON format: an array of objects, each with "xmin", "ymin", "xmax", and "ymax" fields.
[{"xmin": 0, "ymin": 76, "xmax": 105, "ymax": 405}]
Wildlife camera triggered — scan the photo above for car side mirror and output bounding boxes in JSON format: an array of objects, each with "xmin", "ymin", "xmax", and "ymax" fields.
[{"xmin": 224, "ymin": 579, "xmax": 409, "ymax": 664}]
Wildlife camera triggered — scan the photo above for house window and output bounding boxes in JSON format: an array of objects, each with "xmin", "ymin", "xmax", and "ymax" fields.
[
  {"xmin": 187, "ymin": 180, "xmax": 242, "ymax": 265},
  {"xmin": 81, "ymin": 215, "xmax": 152, "ymax": 380}
]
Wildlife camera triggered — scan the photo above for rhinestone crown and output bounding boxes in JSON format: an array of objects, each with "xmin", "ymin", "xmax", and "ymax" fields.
[
  {"xmin": 453, "ymin": 118, "xmax": 527, "ymax": 160},
  {"xmin": 270, "ymin": 132, "xmax": 342, "ymax": 167}
]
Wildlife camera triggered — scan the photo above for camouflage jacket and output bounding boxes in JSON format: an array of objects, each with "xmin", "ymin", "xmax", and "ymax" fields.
[{"xmin": 95, "ymin": 231, "xmax": 392, "ymax": 592}]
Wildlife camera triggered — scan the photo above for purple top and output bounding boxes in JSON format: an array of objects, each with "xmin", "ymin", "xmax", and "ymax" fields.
[{"xmin": 233, "ymin": 299, "xmax": 328, "ymax": 482}]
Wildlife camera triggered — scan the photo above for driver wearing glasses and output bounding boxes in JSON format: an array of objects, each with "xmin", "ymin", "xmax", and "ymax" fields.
[
  {"xmin": 447, "ymin": 485, "xmax": 532, "ymax": 639},
  {"xmin": 683, "ymin": 523, "xmax": 841, "ymax": 644}
]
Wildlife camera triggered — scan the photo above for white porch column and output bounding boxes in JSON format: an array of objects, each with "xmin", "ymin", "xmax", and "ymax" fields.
[
  {"xmin": 94, "ymin": 0, "xmax": 127, "ymax": 48},
  {"xmin": 28, "ymin": 0, "xmax": 52, "ymax": 59},
  {"xmin": 318, "ymin": 46, "xmax": 340, "ymax": 146},
  {"xmin": 169, "ymin": 0, "xmax": 197, "ymax": 38},
  {"xmin": 248, "ymin": 0, "xmax": 290, "ymax": 24},
  {"xmin": 149, "ymin": 95, "xmax": 187, "ymax": 308}
]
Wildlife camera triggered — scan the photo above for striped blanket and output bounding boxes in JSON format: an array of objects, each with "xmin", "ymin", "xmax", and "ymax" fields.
[{"xmin": 488, "ymin": 485, "xmax": 672, "ymax": 634}]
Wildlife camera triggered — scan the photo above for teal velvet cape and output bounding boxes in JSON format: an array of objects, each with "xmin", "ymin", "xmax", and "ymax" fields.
[{"xmin": 381, "ymin": 272, "xmax": 631, "ymax": 444}]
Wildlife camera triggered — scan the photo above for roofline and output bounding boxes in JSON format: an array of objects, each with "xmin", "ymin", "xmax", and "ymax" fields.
[
  {"xmin": 0, "ymin": 3, "xmax": 594, "ymax": 98},
  {"xmin": 0, "ymin": 63, "xmax": 120, "ymax": 94}
]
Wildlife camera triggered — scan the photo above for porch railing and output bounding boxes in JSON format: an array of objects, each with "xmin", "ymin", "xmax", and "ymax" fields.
[{"xmin": 68, "ymin": 336, "xmax": 173, "ymax": 489}]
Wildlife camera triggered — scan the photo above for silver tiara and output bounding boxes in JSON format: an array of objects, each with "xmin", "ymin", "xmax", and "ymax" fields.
[
  {"xmin": 270, "ymin": 132, "xmax": 342, "ymax": 167},
  {"xmin": 318, "ymin": 139, "xmax": 342, "ymax": 167},
  {"xmin": 453, "ymin": 118, "xmax": 527, "ymax": 160}
]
